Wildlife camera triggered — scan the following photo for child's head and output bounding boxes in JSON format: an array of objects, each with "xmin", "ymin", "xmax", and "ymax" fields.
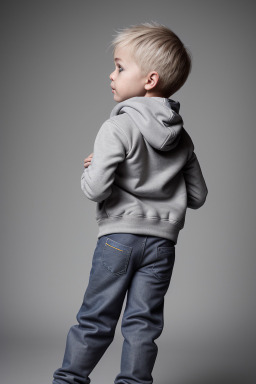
[{"xmin": 109, "ymin": 22, "xmax": 191, "ymax": 102}]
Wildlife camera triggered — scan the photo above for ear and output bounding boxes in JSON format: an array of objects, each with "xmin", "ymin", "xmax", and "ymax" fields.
[{"xmin": 144, "ymin": 71, "xmax": 160, "ymax": 91}]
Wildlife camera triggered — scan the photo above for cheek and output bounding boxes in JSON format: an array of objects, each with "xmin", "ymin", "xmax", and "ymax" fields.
[{"xmin": 125, "ymin": 74, "xmax": 143, "ymax": 89}]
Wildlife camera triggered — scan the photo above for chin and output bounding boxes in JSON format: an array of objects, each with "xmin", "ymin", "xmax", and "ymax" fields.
[
  {"xmin": 114, "ymin": 95, "xmax": 124, "ymax": 102},
  {"xmin": 113, "ymin": 94, "xmax": 120, "ymax": 101}
]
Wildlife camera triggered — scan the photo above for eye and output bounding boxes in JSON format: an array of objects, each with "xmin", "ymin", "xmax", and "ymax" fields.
[{"xmin": 118, "ymin": 65, "xmax": 123, "ymax": 73}]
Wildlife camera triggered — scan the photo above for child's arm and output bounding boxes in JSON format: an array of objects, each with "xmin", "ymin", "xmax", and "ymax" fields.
[
  {"xmin": 182, "ymin": 152, "xmax": 208, "ymax": 209},
  {"xmin": 81, "ymin": 120, "xmax": 129, "ymax": 203}
]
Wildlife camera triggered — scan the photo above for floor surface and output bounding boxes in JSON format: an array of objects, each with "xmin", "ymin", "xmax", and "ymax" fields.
[{"xmin": 1, "ymin": 334, "xmax": 255, "ymax": 384}]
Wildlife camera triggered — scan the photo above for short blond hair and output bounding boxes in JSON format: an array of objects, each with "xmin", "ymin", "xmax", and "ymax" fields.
[{"xmin": 110, "ymin": 22, "xmax": 192, "ymax": 97}]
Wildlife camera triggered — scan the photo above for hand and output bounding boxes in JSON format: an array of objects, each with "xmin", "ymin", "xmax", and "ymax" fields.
[{"xmin": 84, "ymin": 153, "xmax": 93, "ymax": 168}]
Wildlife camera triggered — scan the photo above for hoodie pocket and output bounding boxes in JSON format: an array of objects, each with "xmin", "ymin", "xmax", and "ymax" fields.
[
  {"xmin": 152, "ymin": 246, "xmax": 175, "ymax": 281},
  {"xmin": 101, "ymin": 237, "xmax": 132, "ymax": 276}
]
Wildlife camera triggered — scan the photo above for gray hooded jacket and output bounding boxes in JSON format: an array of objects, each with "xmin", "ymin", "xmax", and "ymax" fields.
[{"xmin": 81, "ymin": 97, "xmax": 208, "ymax": 243}]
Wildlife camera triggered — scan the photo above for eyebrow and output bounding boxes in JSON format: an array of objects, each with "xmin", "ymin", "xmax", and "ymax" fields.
[{"xmin": 114, "ymin": 58, "xmax": 123, "ymax": 63}]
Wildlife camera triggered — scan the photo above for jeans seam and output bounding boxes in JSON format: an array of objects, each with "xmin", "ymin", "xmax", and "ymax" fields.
[{"xmin": 137, "ymin": 236, "xmax": 147, "ymax": 268}]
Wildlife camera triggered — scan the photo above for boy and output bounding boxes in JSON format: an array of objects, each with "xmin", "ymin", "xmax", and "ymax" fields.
[{"xmin": 52, "ymin": 22, "xmax": 208, "ymax": 384}]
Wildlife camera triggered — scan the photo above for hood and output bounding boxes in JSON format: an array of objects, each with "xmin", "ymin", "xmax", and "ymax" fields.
[{"xmin": 110, "ymin": 96, "xmax": 183, "ymax": 151}]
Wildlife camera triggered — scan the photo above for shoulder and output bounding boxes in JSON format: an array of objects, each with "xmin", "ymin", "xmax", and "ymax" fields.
[
  {"xmin": 97, "ymin": 114, "xmax": 130, "ymax": 136},
  {"xmin": 95, "ymin": 115, "xmax": 132, "ymax": 153},
  {"xmin": 104, "ymin": 113, "xmax": 132, "ymax": 132},
  {"xmin": 105, "ymin": 113, "xmax": 143, "ymax": 141},
  {"xmin": 101, "ymin": 113, "xmax": 137, "ymax": 147}
]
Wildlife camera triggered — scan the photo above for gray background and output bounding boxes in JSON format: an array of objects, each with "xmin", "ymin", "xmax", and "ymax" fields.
[{"xmin": 1, "ymin": 0, "xmax": 256, "ymax": 383}]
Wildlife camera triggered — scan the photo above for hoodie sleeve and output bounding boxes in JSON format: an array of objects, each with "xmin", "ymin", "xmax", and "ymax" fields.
[
  {"xmin": 182, "ymin": 152, "xmax": 208, "ymax": 209},
  {"xmin": 81, "ymin": 120, "xmax": 129, "ymax": 203}
]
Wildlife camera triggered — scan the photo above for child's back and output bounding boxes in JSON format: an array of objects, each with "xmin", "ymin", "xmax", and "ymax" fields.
[
  {"xmin": 81, "ymin": 96, "xmax": 207, "ymax": 244},
  {"xmin": 52, "ymin": 22, "xmax": 208, "ymax": 384}
]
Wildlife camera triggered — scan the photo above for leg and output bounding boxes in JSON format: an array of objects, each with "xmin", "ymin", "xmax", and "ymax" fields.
[
  {"xmin": 114, "ymin": 236, "xmax": 175, "ymax": 384},
  {"xmin": 53, "ymin": 235, "xmax": 135, "ymax": 384}
]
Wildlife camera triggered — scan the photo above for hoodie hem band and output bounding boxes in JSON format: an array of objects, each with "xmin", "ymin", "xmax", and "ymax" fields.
[{"xmin": 96, "ymin": 215, "xmax": 182, "ymax": 243}]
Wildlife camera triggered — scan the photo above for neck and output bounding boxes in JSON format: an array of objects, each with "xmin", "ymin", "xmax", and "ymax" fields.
[{"xmin": 144, "ymin": 90, "xmax": 165, "ymax": 98}]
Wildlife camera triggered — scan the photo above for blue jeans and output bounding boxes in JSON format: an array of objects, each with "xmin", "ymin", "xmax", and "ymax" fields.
[{"xmin": 52, "ymin": 233, "xmax": 175, "ymax": 384}]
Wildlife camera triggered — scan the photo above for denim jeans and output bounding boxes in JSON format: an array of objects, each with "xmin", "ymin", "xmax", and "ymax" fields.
[{"xmin": 52, "ymin": 233, "xmax": 175, "ymax": 384}]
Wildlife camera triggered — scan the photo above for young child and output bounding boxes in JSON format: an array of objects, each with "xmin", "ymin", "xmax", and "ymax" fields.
[{"xmin": 52, "ymin": 22, "xmax": 208, "ymax": 384}]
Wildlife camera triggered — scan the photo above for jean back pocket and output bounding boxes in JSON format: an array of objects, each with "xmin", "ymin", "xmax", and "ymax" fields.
[
  {"xmin": 101, "ymin": 237, "xmax": 132, "ymax": 276},
  {"xmin": 153, "ymin": 246, "xmax": 175, "ymax": 281}
]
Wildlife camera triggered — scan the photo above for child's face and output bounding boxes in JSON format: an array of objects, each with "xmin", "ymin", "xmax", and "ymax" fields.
[{"xmin": 110, "ymin": 46, "xmax": 147, "ymax": 102}]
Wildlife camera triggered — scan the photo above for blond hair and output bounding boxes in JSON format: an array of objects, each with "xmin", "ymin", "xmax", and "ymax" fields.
[{"xmin": 110, "ymin": 22, "xmax": 192, "ymax": 97}]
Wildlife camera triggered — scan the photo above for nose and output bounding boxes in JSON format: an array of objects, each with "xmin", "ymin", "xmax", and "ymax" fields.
[{"xmin": 109, "ymin": 69, "xmax": 116, "ymax": 81}]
